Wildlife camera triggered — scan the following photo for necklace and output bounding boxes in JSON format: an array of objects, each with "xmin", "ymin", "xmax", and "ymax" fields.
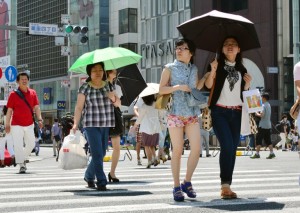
[{"xmin": 224, "ymin": 60, "xmax": 239, "ymax": 91}]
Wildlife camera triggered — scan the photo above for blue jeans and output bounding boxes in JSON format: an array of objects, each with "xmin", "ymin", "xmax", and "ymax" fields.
[
  {"xmin": 211, "ymin": 106, "xmax": 241, "ymax": 185},
  {"xmin": 84, "ymin": 127, "xmax": 109, "ymax": 187}
]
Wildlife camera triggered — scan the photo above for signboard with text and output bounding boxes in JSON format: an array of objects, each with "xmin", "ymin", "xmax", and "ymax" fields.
[
  {"xmin": 29, "ymin": 23, "xmax": 58, "ymax": 36},
  {"xmin": 57, "ymin": 101, "xmax": 66, "ymax": 110}
]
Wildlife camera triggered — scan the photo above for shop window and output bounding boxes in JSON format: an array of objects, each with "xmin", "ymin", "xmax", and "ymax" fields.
[
  {"xmin": 119, "ymin": 43, "xmax": 138, "ymax": 53},
  {"xmin": 213, "ymin": 0, "xmax": 248, "ymax": 12},
  {"xmin": 119, "ymin": 8, "xmax": 138, "ymax": 34}
]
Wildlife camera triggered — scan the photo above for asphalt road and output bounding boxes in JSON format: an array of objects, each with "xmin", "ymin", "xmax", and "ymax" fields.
[{"xmin": 0, "ymin": 146, "xmax": 299, "ymax": 213}]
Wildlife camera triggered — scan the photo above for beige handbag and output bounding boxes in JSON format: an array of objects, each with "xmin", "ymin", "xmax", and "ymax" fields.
[
  {"xmin": 155, "ymin": 93, "xmax": 172, "ymax": 109},
  {"xmin": 201, "ymin": 77, "xmax": 215, "ymax": 131},
  {"xmin": 249, "ymin": 113, "xmax": 258, "ymax": 134},
  {"xmin": 202, "ymin": 107, "xmax": 212, "ymax": 131}
]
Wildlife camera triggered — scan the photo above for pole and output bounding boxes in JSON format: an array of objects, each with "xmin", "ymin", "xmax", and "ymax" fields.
[
  {"xmin": 293, "ymin": 0, "xmax": 300, "ymax": 100},
  {"xmin": 0, "ymin": 25, "xmax": 29, "ymax": 31},
  {"xmin": 67, "ymin": 0, "xmax": 71, "ymax": 113}
]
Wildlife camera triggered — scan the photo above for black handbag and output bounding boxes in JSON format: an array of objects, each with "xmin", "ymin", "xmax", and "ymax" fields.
[{"xmin": 109, "ymin": 107, "xmax": 124, "ymax": 136}]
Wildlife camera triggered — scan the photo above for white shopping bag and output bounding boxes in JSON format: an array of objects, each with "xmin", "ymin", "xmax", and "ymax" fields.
[
  {"xmin": 242, "ymin": 89, "xmax": 263, "ymax": 113},
  {"xmin": 240, "ymin": 103, "xmax": 251, "ymax": 136},
  {"xmin": 58, "ymin": 131, "xmax": 87, "ymax": 170}
]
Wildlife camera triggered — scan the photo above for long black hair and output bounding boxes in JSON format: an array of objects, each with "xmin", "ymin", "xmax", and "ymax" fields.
[{"xmin": 142, "ymin": 94, "xmax": 155, "ymax": 106}]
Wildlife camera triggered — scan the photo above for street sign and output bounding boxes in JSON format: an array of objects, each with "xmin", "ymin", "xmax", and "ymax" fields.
[
  {"xmin": 61, "ymin": 46, "xmax": 70, "ymax": 56},
  {"xmin": 61, "ymin": 14, "xmax": 71, "ymax": 24},
  {"xmin": 29, "ymin": 23, "xmax": 58, "ymax": 36},
  {"xmin": 5, "ymin": 66, "xmax": 17, "ymax": 82}
]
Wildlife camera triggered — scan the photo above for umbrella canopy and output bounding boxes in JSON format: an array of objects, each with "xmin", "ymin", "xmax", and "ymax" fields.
[
  {"xmin": 116, "ymin": 64, "xmax": 147, "ymax": 106},
  {"xmin": 138, "ymin": 83, "xmax": 159, "ymax": 98},
  {"xmin": 69, "ymin": 47, "xmax": 142, "ymax": 74},
  {"xmin": 177, "ymin": 10, "xmax": 260, "ymax": 52}
]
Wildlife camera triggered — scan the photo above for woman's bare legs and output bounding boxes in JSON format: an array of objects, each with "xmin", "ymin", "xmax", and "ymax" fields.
[
  {"xmin": 169, "ymin": 127, "xmax": 184, "ymax": 187},
  {"xmin": 110, "ymin": 136, "xmax": 120, "ymax": 178},
  {"xmin": 184, "ymin": 123, "xmax": 201, "ymax": 182}
]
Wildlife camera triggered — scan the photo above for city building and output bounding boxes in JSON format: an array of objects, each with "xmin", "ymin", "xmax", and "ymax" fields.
[{"xmin": 5, "ymin": 0, "xmax": 300, "ymax": 126}]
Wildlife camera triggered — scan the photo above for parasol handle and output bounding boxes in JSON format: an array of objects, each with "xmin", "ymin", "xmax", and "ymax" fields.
[{"xmin": 215, "ymin": 53, "xmax": 219, "ymax": 60}]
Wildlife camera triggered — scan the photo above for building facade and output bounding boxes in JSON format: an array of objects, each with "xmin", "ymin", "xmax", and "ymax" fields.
[{"xmin": 12, "ymin": 0, "xmax": 300, "ymax": 126}]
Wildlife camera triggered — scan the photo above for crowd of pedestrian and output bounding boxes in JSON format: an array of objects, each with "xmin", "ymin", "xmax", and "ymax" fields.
[{"xmin": 3, "ymin": 15, "xmax": 300, "ymax": 204}]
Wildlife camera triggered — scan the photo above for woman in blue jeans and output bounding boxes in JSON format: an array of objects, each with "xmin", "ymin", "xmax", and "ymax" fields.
[
  {"xmin": 72, "ymin": 62, "xmax": 120, "ymax": 191},
  {"xmin": 205, "ymin": 36, "xmax": 252, "ymax": 199}
]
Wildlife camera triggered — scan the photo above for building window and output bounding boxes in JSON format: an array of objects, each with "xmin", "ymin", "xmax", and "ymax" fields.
[
  {"xmin": 178, "ymin": 0, "xmax": 184, "ymax": 11},
  {"xmin": 168, "ymin": 15, "xmax": 173, "ymax": 38},
  {"xmin": 119, "ymin": 8, "xmax": 137, "ymax": 34},
  {"xmin": 157, "ymin": 16, "xmax": 162, "ymax": 41},
  {"xmin": 161, "ymin": 0, "xmax": 167, "ymax": 14},
  {"xmin": 213, "ymin": 0, "xmax": 248, "ymax": 12},
  {"xmin": 151, "ymin": 18, "xmax": 156, "ymax": 42},
  {"xmin": 119, "ymin": 43, "xmax": 138, "ymax": 53}
]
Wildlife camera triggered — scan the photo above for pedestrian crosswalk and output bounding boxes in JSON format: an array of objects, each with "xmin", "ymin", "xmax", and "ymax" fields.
[{"xmin": 0, "ymin": 150, "xmax": 300, "ymax": 213}]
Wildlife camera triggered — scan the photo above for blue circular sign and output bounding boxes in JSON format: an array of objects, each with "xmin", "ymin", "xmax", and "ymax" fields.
[{"xmin": 5, "ymin": 66, "xmax": 18, "ymax": 82}]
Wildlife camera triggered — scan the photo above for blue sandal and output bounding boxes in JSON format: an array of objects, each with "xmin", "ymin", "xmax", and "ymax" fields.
[
  {"xmin": 181, "ymin": 181, "xmax": 196, "ymax": 198},
  {"xmin": 173, "ymin": 186, "xmax": 184, "ymax": 202}
]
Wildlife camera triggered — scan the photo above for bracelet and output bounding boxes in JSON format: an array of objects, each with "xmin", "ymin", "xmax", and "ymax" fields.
[{"xmin": 38, "ymin": 119, "xmax": 43, "ymax": 122}]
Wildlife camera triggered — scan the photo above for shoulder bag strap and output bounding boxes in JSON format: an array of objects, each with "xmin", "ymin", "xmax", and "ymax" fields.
[{"xmin": 14, "ymin": 89, "xmax": 35, "ymax": 122}]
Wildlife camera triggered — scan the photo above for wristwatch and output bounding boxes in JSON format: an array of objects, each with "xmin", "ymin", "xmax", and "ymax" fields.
[{"xmin": 38, "ymin": 119, "xmax": 43, "ymax": 123}]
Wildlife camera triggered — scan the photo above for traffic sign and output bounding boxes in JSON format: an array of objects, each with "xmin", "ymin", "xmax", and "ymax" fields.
[
  {"xmin": 5, "ymin": 66, "xmax": 17, "ymax": 82},
  {"xmin": 29, "ymin": 23, "xmax": 58, "ymax": 36}
]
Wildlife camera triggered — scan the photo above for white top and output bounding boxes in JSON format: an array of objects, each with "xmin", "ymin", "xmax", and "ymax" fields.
[
  {"xmin": 294, "ymin": 61, "xmax": 300, "ymax": 81},
  {"xmin": 115, "ymin": 84, "xmax": 123, "ymax": 98},
  {"xmin": 135, "ymin": 102, "xmax": 161, "ymax": 135},
  {"xmin": 216, "ymin": 72, "xmax": 243, "ymax": 106},
  {"xmin": 134, "ymin": 97, "xmax": 144, "ymax": 109}
]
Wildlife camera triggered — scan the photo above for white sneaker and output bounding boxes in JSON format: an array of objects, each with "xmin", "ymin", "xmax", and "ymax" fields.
[
  {"xmin": 137, "ymin": 160, "xmax": 142, "ymax": 165},
  {"xmin": 146, "ymin": 161, "xmax": 152, "ymax": 168}
]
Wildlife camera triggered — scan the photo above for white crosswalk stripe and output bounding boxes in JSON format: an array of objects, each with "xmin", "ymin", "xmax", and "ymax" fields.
[{"xmin": 0, "ymin": 155, "xmax": 299, "ymax": 213}]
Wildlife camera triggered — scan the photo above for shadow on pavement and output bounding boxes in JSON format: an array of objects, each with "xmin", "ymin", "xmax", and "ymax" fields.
[{"xmin": 63, "ymin": 188, "xmax": 152, "ymax": 197}]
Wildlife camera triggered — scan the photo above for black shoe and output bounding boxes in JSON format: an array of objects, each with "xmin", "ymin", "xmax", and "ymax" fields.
[
  {"xmin": 11, "ymin": 158, "xmax": 16, "ymax": 167},
  {"xmin": 108, "ymin": 173, "xmax": 119, "ymax": 183},
  {"xmin": 206, "ymin": 154, "xmax": 211, "ymax": 157},
  {"xmin": 19, "ymin": 166, "xmax": 27, "ymax": 174},
  {"xmin": 84, "ymin": 178, "xmax": 96, "ymax": 188},
  {"xmin": 96, "ymin": 185, "xmax": 107, "ymax": 191},
  {"xmin": 200, "ymin": 154, "xmax": 202, "ymax": 158},
  {"xmin": 142, "ymin": 156, "xmax": 147, "ymax": 159}
]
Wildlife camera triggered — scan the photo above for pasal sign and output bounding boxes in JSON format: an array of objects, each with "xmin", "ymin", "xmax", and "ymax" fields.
[{"xmin": 29, "ymin": 23, "xmax": 58, "ymax": 36}]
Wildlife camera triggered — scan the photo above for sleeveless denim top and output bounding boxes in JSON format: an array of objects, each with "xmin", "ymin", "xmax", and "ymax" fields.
[{"xmin": 165, "ymin": 59, "xmax": 200, "ymax": 117}]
